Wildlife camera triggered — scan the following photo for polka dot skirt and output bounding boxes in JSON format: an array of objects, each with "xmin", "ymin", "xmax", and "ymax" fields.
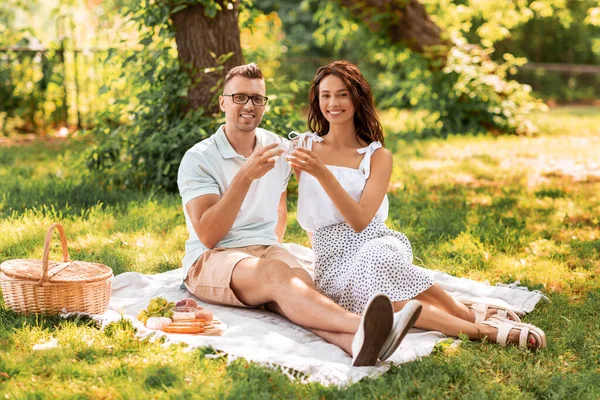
[{"xmin": 312, "ymin": 217, "xmax": 434, "ymax": 314}]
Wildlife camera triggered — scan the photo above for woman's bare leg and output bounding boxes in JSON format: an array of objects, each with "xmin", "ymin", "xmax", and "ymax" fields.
[
  {"xmin": 393, "ymin": 300, "xmax": 539, "ymax": 347},
  {"xmin": 393, "ymin": 300, "xmax": 487, "ymax": 339},
  {"xmin": 411, "ymin": 284, "xmax": 472, "ymax": 321}
]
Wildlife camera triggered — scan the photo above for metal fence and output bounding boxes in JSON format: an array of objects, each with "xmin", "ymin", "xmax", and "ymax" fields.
[
  {"xmin": 515, "ymin": 63, "xmax": 600, "ymax": 103},
  {"xmin": 0, "ymin": 43, "xmax": 137, "ymax": 133}
]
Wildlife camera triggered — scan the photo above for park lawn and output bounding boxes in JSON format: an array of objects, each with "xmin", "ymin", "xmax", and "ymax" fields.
[{"xmin": 1, "ymin": 106, "xmax": 599, "ymax": 399}]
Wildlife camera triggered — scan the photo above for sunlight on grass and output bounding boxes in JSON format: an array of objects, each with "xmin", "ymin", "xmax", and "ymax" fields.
[{"xmin": 1, "ymin": 107, "xmax": 600, "ymax": 398}]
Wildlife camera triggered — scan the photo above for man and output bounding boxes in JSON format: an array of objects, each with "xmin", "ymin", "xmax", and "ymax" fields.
[{"xmin": 177, "ymin": 63, "xmax": 422, "ymax": 366}]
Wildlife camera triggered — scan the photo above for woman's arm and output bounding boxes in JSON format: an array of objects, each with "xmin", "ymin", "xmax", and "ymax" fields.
[{"xmin": 289, "ymin": 147, "xmax": 392, "ymax": 232}]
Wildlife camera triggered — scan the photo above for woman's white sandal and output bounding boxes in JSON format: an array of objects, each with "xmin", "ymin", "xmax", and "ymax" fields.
[
  {"xmin": 461, "ymin": 300, "xmax": 521, "ymax": 324},
  {"xmin": 490, "ymin": 314, "xmax": 547, "ymax": 348},
  {"xmin": 481, "ymin": 315, "xmax": 545, "ymax": 350}
]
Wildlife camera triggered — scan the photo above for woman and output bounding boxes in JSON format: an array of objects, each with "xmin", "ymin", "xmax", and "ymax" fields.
[{"xmin": 287, "ymin": 60, "xmax": 546, "ymax": 350}]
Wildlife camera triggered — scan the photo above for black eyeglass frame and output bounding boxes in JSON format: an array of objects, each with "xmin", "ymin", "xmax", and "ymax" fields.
[{"xmin": 222, "ymin": 93, "xmax": 269, "ymax": 106}]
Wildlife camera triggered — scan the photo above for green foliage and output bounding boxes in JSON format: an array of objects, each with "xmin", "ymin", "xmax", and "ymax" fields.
[
  {"xmin": 260, "ymin": 79, "xmax": 307, "ymax": 135},
  {"xmin": 88, "ymin": 1, "xmax": 305, "ymax": 191},
  {"xmin": 252, "ymin": 0, "xmax": 331, "ymax": 86},
  {"xmin": 305, "ymin": 1, "xmax": 547, "ymax": 138},
  {"xmin": 0, "ymin": 47, "xmax": 69, "ymax": 134},
  {"xmin": 451, "ymin": 0, "xmax": 600, "ymax": 65},
  {"xmin": 103, "ymin": 317, "xmax": 136, "ymax": 338},
  {"xmin": 428, "ymin": 0, "xmax": 600, "ymax": 102},
  {"xmin": 535, "ymin": 187, "xmax": 567, "ymax": 199},
  {"xmin": 267, "ymin": 0, "xmax": 600, "ymax": 136},
  {"xmin": 438, "ymin": 41, "xmax": 547, "ymax": 135},
  {"xmin": 87, "ymin": 1, "xmax": 219, "ymax": 191},
  {"xmin": 0, "ymin": 1, "xmax": 38, "ymax": 47},
  {"xmin": 0, "ymin": 0, "xmax": 149, "ymax": 134},
  {"xmin": 2, "ymin": 0, "xmax": 599, "ymax": 140}
]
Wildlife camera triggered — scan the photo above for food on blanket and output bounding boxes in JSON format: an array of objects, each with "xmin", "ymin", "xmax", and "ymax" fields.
[
  {"xmin": 171, "ymin": 299, "xmax": 213, "ymax": 321},
  {"xmin": 159, "ymin": 319, "xmax": 225, "ymax": 336},
  {"xmin": 171, "ymin": 306, "xmax": 197, "ymax": 321},
  {"xmin": 137, "ymin": 297, "xmax": 175, "ymax": 323},
  {"xmin": 168, "ymin": 320, "xmax": 205, "ymax": 327},
  {"xmin": 161, "ymin": 322, "xmax": 205, "ymax": 334},
  {"xmin": 176, "ymin": 299, "xmax": 199, "ymax": 308},
  {"xmin": 145, "ymin": 316, "xmax": 172, "ymax": 330},
  {"xmin": 194, "ymin": 309, "xmax": 213, "ymax": 322},
  {"xmin": 162, "ymin": 301, "xmax": 221, "ymax": 335},
  {"xmin": 168, "ymin": 319, "xmax": 199, "ymax": 324}
]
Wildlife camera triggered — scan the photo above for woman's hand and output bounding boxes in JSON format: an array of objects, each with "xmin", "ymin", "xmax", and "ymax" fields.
[{"xmin": 287, "ymin": 147, "xmax": 329, "ymax": 181}]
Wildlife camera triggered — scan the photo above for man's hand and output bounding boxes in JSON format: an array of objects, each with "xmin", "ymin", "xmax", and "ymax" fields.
[{"xmin": 239, "ymin": 143, "xmax": 284, "ymax": 182}]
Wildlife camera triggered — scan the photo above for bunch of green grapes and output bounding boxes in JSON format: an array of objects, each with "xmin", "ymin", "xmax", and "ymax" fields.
[{"xmin": 137, "ymin": 297, "xmax": 174, "ymax": 323}]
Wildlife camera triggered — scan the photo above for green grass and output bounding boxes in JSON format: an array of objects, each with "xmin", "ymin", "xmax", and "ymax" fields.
[{"xmin": 1, "ymin": 107, "xmax": 600, "ymax": 399}]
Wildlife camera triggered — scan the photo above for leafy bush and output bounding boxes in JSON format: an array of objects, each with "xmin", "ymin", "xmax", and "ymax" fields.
[
  {"xmin": 436, "ymin": 0, "xmax": 600, "ymax": 103},
  {"xmin": 0, "ymin": 46, "xmax": 67, "ymax": 134},
  {"xmin": 88, "ymin": 2, "xmax": 304, "ymax": 192},
  {"xmin": 306, "ymin": 2, "xmax": 547, "ymax": 138},
  {"xmin": 87, "ymin": 27, "xmax": 219, "ymax": 192}
]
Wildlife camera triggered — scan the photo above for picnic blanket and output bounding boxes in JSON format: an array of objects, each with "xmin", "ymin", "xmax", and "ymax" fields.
[{"xmin": 90, "ymin": 243, "xmax": 547, "ymax": 387}]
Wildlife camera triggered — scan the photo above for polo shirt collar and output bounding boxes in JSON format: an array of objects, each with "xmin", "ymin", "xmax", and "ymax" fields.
[{"xmin": 215, "ymin": 125, "xmax": 264, "ymax": 159}]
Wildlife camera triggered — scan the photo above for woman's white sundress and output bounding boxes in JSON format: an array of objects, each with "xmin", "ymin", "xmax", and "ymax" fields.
[{"xmin": 293, "ymin": 132, "xmax": 434, "ymax": 314}]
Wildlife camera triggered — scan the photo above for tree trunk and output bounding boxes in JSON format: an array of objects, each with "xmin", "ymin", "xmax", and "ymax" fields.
[
  {"xmin": 338, "ymin": 0, "xmax": 447, "ymax": 54},
  {"xmin": 171, "ymin": 2, "xmax": 244, "ymax": 115}
]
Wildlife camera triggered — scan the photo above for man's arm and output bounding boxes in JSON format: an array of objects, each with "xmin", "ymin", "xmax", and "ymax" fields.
[
  {"xmin": 275, "ymin": 190, "xmax": 287, "ymax": 243},
  {"xmin": 185, "ymin": 172, "xmax": 252, "ymax": 249},
  {"xmin": 186, "ymin": 143, "xmax": 284, "ymax": 249}
]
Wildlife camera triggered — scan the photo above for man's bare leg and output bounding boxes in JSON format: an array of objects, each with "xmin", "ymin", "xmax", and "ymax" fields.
[
  {"xmin": 265, "ymin": 301, "xmax": 354, "ymax": 355},
  {"xmin": 231, "ymin": 257, "xmax": 360, "ymax": 334},
  {"xmin": 261, "ymin": 269, "xmax": 355, "ymax": 354}
]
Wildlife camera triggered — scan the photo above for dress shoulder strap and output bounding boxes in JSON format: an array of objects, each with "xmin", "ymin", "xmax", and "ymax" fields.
[
  {"xmin": 357, "ymin": 141, "xmax": 383, "ymax": 179},
  {"xmin": 288, "ymin": 131, "xmax": 323, "ymax": 150}
]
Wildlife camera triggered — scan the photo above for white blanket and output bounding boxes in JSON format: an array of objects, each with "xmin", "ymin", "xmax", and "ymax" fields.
[{"xmin": 95, "ymin": 243, "xmax": 546, "ymax": 387}]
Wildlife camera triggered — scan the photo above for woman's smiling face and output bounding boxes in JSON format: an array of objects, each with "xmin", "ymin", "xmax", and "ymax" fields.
[{"xmin": 318, "ymin": 74, "xmax": 355, "ymax": 126}]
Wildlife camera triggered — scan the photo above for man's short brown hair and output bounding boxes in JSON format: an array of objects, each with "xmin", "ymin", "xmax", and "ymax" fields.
[{"xmin": 224, "ymin": 63, "xmax": 263, "ymax": 86}]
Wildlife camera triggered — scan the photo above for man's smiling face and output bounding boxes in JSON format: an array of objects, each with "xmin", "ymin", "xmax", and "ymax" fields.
[{"xmin": 219, "ymin": 76, "xmax": 267, "ymax": 134}]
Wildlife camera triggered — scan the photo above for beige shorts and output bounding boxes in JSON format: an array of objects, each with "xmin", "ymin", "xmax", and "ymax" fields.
[{"xmin": 184, "ymin": 245, "xmax": 306, "ymax": 307}]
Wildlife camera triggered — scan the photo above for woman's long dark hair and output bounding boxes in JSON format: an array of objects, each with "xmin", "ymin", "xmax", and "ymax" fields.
[{"xmin": 308, "ymin": 60, "xmax": 384, "ymax": 146}]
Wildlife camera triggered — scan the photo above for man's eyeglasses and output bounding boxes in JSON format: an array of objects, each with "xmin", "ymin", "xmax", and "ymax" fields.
[{"xmin": 223, "ymin": 93, "xmax": 269, "ymax": 106}]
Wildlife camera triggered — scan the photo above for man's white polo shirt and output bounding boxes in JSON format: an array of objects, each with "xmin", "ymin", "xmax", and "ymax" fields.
[{"xmin": 177, "ymin": 125, "xmax": 292, "ymax": 280}]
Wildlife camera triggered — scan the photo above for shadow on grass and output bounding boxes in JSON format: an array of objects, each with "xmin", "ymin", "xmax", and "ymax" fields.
[
  {"xmin": 0, "ymin": 139, "xmax": 180, "ymax": 220},
  {"xmin": 386, "ymin": 185, "xmax": 531, "ymax": 254},
  {"xmin": 1, "ymin": 177, "xmax": 155, "ymax": 219},
  {"xmin": 387, "ymin": 188, "xmax": 468, "ymax": 244},
  {"xmin": 0, "ymin": 306, "xmax": 97, "ymax": 340}
]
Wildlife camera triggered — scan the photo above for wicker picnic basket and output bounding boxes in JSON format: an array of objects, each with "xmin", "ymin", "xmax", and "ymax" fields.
[{"xmin": 0, "ymin": 223, "xmax": 113, "ymax": 315}]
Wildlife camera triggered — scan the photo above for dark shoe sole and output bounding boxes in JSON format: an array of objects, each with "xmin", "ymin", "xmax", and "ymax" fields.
[{"xmin": 352, "ymin": 295, "xmax": 393, "ymax": 367}]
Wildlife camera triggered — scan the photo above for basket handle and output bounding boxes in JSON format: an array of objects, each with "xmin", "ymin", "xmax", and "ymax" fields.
[{"xmin": 40, "ymin": 223, "xmax": 71, "ymax": 284}]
